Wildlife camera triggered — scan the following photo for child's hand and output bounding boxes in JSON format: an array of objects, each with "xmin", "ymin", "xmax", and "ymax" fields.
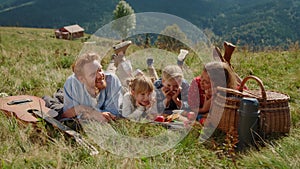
[
  {"xmin": 200, "ymin": 95, "xmax": 212, "ymax": 113},
  {"xmin": 171, "ymin": 87, "xmax": 181, "ymax": 101},
  {"xmin": 135, "ymin": 100, "xmax": 140, "ymax": 107},
  {"xmin": 146, "ymin": 98, "xmax": 155, "ymax": 110},
  {"xmin": 162, "ymin": 87, "xmax": 172, "ymax": 101},
  {"xmin": 204, "ymin": 87, "xmax": 212, "ymax": 99},
  {"xmin": 147, "ymin": 112, "xmax": 158, "ymax": 120},
  {"xmin": 169, "ymin": 87, "xmax": 182, "ymax": 109},
  {"xmin": 162, "ymin": 86, "xmax": 171, "ymax": 95}
]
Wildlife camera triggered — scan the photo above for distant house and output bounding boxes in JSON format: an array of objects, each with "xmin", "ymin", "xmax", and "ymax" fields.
[{"xmin": 55, "ymin": 24, "xmax": 84, "ymax": 40}]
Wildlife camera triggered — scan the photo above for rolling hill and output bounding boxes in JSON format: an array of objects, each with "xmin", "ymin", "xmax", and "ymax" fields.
[{"xmin": 0, "ymin": 0, "xmax": 299, "ymax": 48}]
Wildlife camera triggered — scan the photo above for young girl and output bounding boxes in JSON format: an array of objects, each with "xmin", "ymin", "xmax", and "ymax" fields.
[
  {"xmin": 122, "ymin": 75, "xmax": 157, "ymax": 122},
  {"xmin": 188, "ymin": 61, "xmax": 238, "ymax": 123}
]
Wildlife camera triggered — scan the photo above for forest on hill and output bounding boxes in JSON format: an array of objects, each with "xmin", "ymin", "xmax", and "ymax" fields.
[{"xmin": 0, "ymin": 0, "xmax": 299, "ymax": 48}]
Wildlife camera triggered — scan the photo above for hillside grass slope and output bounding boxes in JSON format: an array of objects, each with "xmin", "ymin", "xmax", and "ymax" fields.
[{"xmin": 0, "ymin": 27, "xmax": 300, "ymax": 168}]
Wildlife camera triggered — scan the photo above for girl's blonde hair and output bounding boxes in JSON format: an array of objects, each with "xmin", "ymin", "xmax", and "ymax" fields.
[
  {"xmin": 162, "ymin": 65, "xmax": 183, "ymax": 81},
  {"xmin": 128, "ymin": 75, "xmax": 154, "ymax": 94}
]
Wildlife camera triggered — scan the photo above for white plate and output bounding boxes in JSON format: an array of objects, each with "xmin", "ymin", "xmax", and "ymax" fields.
[{"xmin": 172, "ymin": 110, "xmax": 184, "ymax": 114}]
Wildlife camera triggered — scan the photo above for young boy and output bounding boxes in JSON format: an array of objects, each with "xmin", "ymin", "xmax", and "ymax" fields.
[{"xmin": 154, "ymin": 65, "xmax": 190, "ymax": 115}]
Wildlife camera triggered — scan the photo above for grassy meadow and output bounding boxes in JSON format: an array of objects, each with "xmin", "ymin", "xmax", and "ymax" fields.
[{"xmin": 0, "ymin": 26, "xmax": 300, "ymax": 168}]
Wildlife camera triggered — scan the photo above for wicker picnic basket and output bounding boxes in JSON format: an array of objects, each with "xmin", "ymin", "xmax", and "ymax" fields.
[
  {"xmin": 239, "ymin": 75, "xmax": 291, "ymax": 135},
  {"xmin": 208, "ymin": 75, "xmax": 291, "ymax": 134},
  {"xmin": 207, "ymin": 86, "xmax": 243, "ymax": 133}
]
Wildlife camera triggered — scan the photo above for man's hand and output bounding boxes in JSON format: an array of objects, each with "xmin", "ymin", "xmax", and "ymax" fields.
[
  {"xmin": 63, "ymin": 105, "xmax": 111, "ymax": 123},
  {"xmin": 102, "ymin": 112, "xmax": 117, "ymax": 121},
  {"xmin": 81, "ymin": 111, "xmax": 108, "ymax": 123}
]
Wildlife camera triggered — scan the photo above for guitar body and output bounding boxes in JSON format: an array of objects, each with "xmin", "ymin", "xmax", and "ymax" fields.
[
  {"xmin": 0, "ymin": 95, "xmax": 98, "ymax": 155},
  {"xmin": 0, "ymin": 95, "xmax": 57, "ymax": 123}
]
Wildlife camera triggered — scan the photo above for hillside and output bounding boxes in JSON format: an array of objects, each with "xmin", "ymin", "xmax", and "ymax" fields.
[
  {"xmin": 0, "ymin": 26, "xmax": 300, "ymax": 169},
  {"xmin": 0, "ymin": 0, "xmax": 299, "ymax": 48}
]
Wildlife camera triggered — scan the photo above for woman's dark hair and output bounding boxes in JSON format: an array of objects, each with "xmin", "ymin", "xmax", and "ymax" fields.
[{"xmin": 204, "ymin": 61, "xmax": 237, "ymax": 89}]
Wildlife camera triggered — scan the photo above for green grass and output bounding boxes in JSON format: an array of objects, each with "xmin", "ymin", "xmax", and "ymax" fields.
[
  {"xmin": 0, "ymin": 26, "xmax": 300, "ymax": 168},
  {"xmin": 0, "ymin": 27, "xmax": 82, "ymax": 96}
]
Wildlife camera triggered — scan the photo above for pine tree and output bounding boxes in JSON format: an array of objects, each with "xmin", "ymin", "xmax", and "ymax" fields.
[{"xmin": 112, "ymin": 0, "xmax": 136, "ymax": 39}]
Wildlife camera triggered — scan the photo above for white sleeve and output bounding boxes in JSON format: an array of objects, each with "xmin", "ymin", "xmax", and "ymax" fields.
[
  {"xmin": 122, "ymin": 92, "xmax": 134, "ymax": 117},
  {"xmin": 127, "ymin": 106, "xmax": 145, "ymax": 120}
]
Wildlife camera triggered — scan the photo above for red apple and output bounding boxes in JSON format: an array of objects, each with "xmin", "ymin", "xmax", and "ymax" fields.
[
  {"xmin": 199, "ymin": 118, "xmax": 206, "ymax": 125},
  {"xmin": 187, "ymin": 112, "xmax": 196, "ymax": 120},
  {"xmin": 154, "ymin": 115, "xmax": 165, "ymax": 122}
]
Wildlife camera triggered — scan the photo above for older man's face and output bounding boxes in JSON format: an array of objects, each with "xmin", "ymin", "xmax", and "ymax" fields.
[{"xmin": 82, "ymin": 60, "xmax": 107, "ymax": 94}]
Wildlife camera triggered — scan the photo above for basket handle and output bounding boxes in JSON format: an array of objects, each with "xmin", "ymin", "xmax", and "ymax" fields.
[{"xmin": 238, "ymin": 75, "xmax": 267, "ymax": 100}]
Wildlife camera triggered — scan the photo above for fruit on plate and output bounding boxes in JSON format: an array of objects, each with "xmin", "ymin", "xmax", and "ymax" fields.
[
  {"xmin": 154, "ymin": 115, "xmax": 165, "ymax": 122},
  {"xmin": 187, "ymin": 112, "xmax": 196, "ymax": 120},
  {"xmin": 199, "ymin": 118, "xmax": 206, "ymax": 125}
]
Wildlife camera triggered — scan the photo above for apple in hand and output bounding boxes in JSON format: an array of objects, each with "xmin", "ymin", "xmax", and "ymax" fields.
[{"xmin": 154, "ymin": 115, "xmax": 165, "ymax": 122}]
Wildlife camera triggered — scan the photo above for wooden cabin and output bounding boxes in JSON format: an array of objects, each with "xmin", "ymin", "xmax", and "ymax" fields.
[{"xmin": 55, "ymin": 24, "xmax": 84, "ymax": 40}]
